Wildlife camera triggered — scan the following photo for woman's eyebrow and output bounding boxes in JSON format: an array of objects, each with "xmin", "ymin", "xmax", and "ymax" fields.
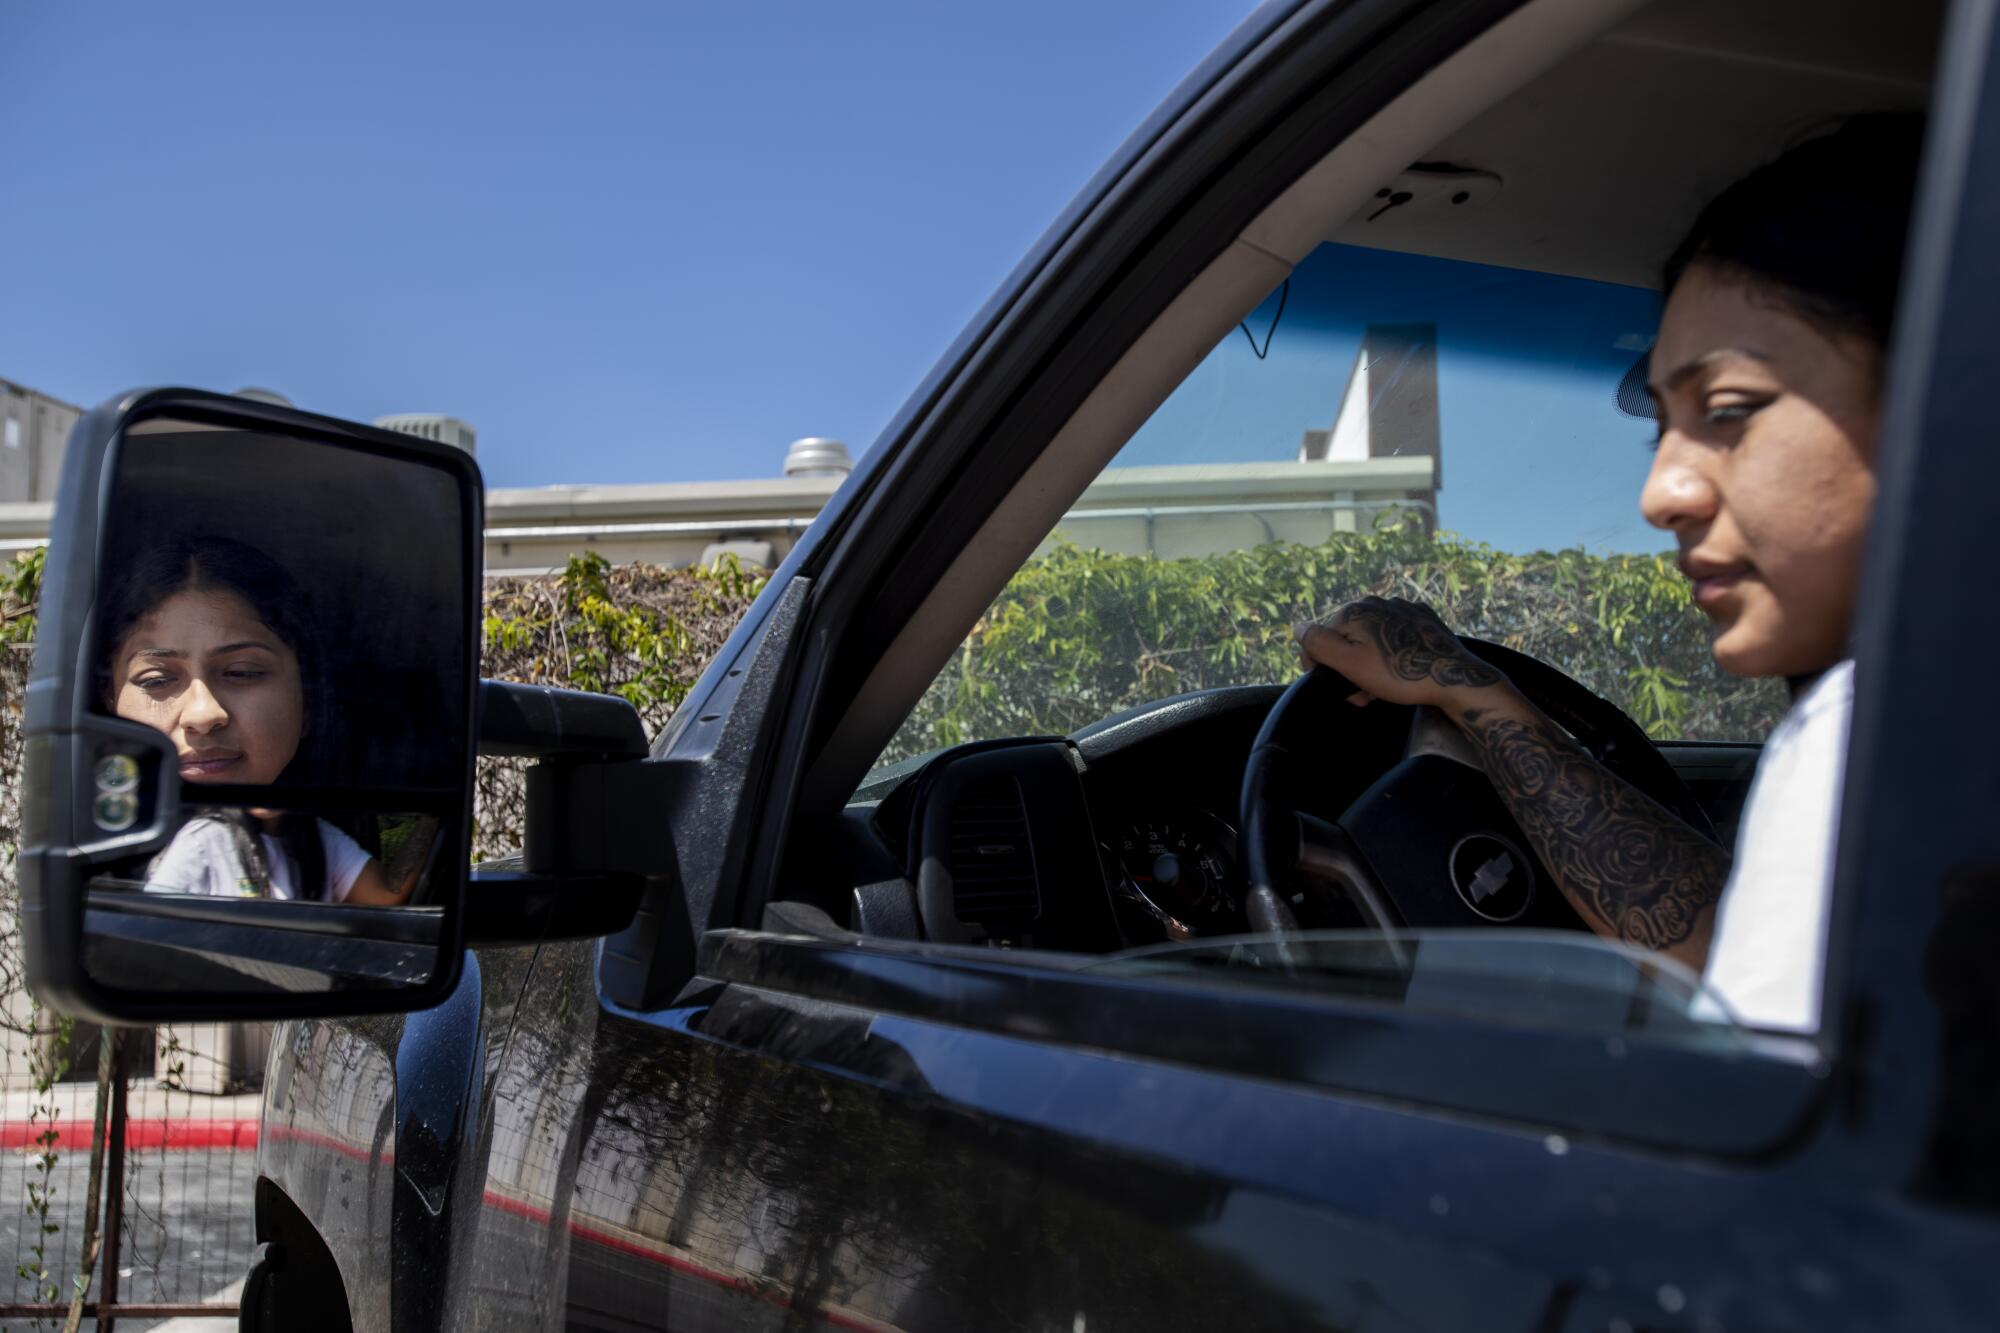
[
  {"xmin": 1648, "ymin": 347, "xmax": 1774, "ymax": 396},
  {"xmin": 130, "ymin": 639, "xmax": 278, "ymax": 661}
]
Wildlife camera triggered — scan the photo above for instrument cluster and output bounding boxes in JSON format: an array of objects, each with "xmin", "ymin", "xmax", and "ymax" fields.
[{"xmin": 1109, "ymin": 806, "xmax": 1242, "ymax": 938}]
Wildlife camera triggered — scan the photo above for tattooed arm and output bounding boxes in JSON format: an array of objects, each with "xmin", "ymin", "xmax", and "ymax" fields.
[
  {"xmin": 1443, "ymin": 689, "xmax": 1727, "ymax": 967},
  {"xmin": 1296, "ymin": 597, "xmax": 1726, "ymax": 969}
]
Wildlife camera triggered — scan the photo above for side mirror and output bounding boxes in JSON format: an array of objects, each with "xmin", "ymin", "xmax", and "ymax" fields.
[{"xmin": 20, "ymin": 389, "xmax": 481, "ymax": 1021}]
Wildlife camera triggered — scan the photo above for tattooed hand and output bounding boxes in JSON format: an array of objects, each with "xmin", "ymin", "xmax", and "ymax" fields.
[{"xmin": 1294, "ymin": 596, "xmax": 1506, "ymax": 708}]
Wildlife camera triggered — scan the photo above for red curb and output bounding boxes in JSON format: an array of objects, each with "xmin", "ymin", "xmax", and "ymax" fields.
[{"xmin": 0, "ymin": 1118, "xmax": 260, "ymax": 1151}]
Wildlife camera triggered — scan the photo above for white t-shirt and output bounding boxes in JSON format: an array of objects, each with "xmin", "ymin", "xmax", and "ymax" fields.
[
  {"xmin": 1698, "ymin": 660, "xmax": 1855, "ymax": 1033},
  {"xmin": 143, "ymin": 817, "xmax": 372, "ymax": 903}
]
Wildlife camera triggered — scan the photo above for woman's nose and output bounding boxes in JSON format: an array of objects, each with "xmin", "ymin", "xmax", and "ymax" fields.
[
  {"xmin": 1640, "ymin": 438, "xmax": 1721, "ymax": 533},
  {"xmin": 178, "ymin": 679, "xmax": 230, "ymax": 734}
]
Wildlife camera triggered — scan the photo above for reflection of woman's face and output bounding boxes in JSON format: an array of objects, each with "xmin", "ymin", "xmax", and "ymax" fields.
[
  {"xmin": 110, "ymin": 588, "xmax": 305, "ymax": 786},
  {"xmin": 1641, "ymin": 263, "xmax": 1882, "ymax": 679}
]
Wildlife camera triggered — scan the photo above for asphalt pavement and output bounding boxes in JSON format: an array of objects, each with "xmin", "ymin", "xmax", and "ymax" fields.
[{"xmin": 0, "ymin": 1144, "xmax": 253, "ymax": 1329}]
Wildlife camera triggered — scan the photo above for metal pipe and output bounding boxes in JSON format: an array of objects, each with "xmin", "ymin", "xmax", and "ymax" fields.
[
  {"xmin": 96, "ymin": 1032, "xmax": 130, "ymax": 1333},
  {"xmin": 484, "ymin": 515, "xmax": 818, "ymax": 541},
  {"xmin": 0, "ymin": 1306, "xmax": 234, "ymax": 1319}
]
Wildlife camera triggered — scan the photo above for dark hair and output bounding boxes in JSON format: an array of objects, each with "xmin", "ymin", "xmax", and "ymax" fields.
[
  {"xmin": 1664, "ymin": 112, "xmax": 1926, "ymax": 349},
  {"xmin": 98, "ymin": 534, "xmax": 327, "ymax": 771}
]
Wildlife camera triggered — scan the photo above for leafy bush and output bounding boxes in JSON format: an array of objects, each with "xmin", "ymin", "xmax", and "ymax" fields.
[
  {"xmin": 887, "ymin": 518, "xmax": 1786, "ymax": 765},
  {"xmin": 1, "ymin": 547, "xmax": 42, "ymax": 645},
  {"xmin": 473, "ymin": 552, "xmax": 768, "ymax": 858},
  {"xmin": 482, "ymin": 550, "xmax": 765, "ymax": 724}
]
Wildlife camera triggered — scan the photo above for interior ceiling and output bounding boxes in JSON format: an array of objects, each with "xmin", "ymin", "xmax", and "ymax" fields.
[{"xmin": 1325, "ymin": 0, "xmax": 1946, "ymax": 288}]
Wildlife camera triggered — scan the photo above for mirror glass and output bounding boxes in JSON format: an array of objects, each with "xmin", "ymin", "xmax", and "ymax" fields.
[{"xmin": 78, "ymin": 414, "xmax": 470, "ymax": 996}]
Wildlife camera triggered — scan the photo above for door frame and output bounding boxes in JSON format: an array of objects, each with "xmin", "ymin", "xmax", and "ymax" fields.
[{"xmin": 1821, "ymin": 0, "xmax": 2000, "ymax": 1203}]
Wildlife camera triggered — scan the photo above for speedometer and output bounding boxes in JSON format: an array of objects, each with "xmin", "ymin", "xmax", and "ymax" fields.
[{"xmin": 1118, "ymin": 810, "xmax": 1238, "ymax": 927}]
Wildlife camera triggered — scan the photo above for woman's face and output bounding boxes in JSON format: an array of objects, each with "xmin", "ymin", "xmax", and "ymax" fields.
[
  {"xmin": 1641, "ymin": 262, "xmax": 1882, "ymax": 678},
  {"xmin": 109, "ymin": 587, "xmax": 305, "ymax": 786}
]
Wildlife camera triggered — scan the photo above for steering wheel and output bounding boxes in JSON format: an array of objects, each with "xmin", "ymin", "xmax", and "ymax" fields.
[{"xmin": 1238, "ymin": 638, "xmax": 1714, "ymax": 939}]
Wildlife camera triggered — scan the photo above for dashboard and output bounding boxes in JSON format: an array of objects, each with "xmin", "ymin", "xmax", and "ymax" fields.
[
  {"xmin": 855, "ymin": 685, "xmax": 1406, "ymax": 950},
  {"xmin": 827, "ymin": 684, "xmax": 1759, "ymax": 955}
]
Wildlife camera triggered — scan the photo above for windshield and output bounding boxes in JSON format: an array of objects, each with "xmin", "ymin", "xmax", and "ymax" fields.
[{"xmin": 871, "ymin": 242, "xmax": 1787, "ymax": 778}]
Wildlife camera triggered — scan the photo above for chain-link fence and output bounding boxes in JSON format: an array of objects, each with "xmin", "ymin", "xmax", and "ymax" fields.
[
  {"xmin": 2, "ymin": 630, "xmax": 258, "ymax": 1328},
  {"xmin": 0, "ymin": 1030, "xmax": 260, "ymax": 1330}
]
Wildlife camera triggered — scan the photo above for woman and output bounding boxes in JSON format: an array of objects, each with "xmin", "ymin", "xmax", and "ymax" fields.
[
  {"xmin": 1295, "ymin": 113, "xmax": 1923, "ymax": 1032},
  {"xmin": 99, "ymin": 535, "xmax": 420, "ymax": 906}
]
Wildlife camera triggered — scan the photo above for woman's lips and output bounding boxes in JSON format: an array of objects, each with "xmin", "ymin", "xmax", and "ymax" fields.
[
  {"xmin": 1686, "ymin": 565, "xmax": 1750, "ymax": 608},
  {"xmin": 179, "ymin": 752, "xmax": 243, "ymax": 778}
]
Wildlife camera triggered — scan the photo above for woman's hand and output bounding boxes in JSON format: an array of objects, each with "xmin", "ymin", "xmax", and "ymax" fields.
[{"xmin": 1294, "ymin": 596, "xmax": 1508, "ymax": 709}]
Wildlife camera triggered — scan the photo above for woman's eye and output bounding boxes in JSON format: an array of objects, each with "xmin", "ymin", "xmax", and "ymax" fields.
[
  {"xmin": 223, "ymin": 668, "xmax": 268, "ymax": 682},
  {"xmin": 135, "ymin": 675, "xmax": 175, "ymax": 691},
  {"xmin": 1703, "ymin": 397, "xmax": 1767, "ymax": 426}
]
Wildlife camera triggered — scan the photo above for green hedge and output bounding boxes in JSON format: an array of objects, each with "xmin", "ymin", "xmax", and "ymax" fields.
[
  {"xmin": 3, "ymin": 527, "xmax": 1784, "ymax": 858},
  {"xmin": 481, "ymin": 550, "xmax": 766, "ymax": 731},
  {"xmin": 474, "ymin": 552, "xmax": 769, "ymax": 858},
  {"xmin": 1, "ymin": 547, "xmax": 39, "ymax": 648},
  {"xmin": 887, "ymin": 518, "xmax": 1786, "ymax": 765}
]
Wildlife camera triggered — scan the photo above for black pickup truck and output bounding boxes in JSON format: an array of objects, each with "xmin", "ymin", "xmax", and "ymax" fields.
[{"xmin": 23, "ymin": 0, "xmax": 2000, "ymax": 1328}]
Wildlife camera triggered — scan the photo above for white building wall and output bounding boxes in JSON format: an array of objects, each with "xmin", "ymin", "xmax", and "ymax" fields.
[
  {"xmin": 0, "ymin": 456, "xmax": 1434, "ymax": 572},
  {"xmin": 0, "ymin": 380, "xmax": 82, "ymax": 503}
]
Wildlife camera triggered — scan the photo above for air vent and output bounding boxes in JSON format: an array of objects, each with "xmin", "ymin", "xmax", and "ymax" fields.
[{"xmin": 947, "ymin": 777, "xmax": 1040, "ymax": 924}]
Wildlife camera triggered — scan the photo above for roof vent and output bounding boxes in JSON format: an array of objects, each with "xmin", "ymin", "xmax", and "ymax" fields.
[
  {"xmin": 375, "ymin": 413, "xmax": 477, "ymax": 455},
  {"xmin": 233, "ymin": 387, "xmax": 294, "ymax": 407},
  {"xmin": 946, "ymin": 777, "xmax": 1040, "ymax": 925},
  {"xmin": 783, "ymin": 437, "xmax": 852, "ymax": 478}
]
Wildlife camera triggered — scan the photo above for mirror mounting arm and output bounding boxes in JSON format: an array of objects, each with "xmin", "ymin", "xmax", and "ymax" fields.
[
  {"xmin": 467, "ymin": 680, "xmax": 668, "ymax": 945},
  {"xmin": 476, "ymin": 680, "xmax": 648, "ymax": 760}
]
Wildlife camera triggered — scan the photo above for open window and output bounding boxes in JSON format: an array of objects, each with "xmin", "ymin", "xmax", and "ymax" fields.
[{"xmin": 737, "ymin": 0, "xmax": 1944, "ymax": 1151}]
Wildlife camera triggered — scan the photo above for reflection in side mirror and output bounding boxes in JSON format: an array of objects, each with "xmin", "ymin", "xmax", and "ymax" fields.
[
  {"xmin": 22, "ymin": 392, "xmax": 481, "ymax": 1020},
  {"xmin": 84, "ymin": 809, "xmax": 447, "ymax": 993},
  {"xmin": 101, "ymin": 810, "xmax": 442, "ymax": 907}
]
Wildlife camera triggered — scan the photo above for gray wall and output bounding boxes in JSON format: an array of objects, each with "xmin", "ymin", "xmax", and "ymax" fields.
[{"xmin": 0, "ymin": 379, "xmax": 82, "ymax": 503}]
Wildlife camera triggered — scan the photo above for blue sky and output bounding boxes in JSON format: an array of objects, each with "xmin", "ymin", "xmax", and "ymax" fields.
[
  {"xmin": 4, "ymin": 0, "xmax": 1668, "ymax": 554},
  {"xmin": 1, "ymin": 0, "xmax": 1253, "ymax": 489}
]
